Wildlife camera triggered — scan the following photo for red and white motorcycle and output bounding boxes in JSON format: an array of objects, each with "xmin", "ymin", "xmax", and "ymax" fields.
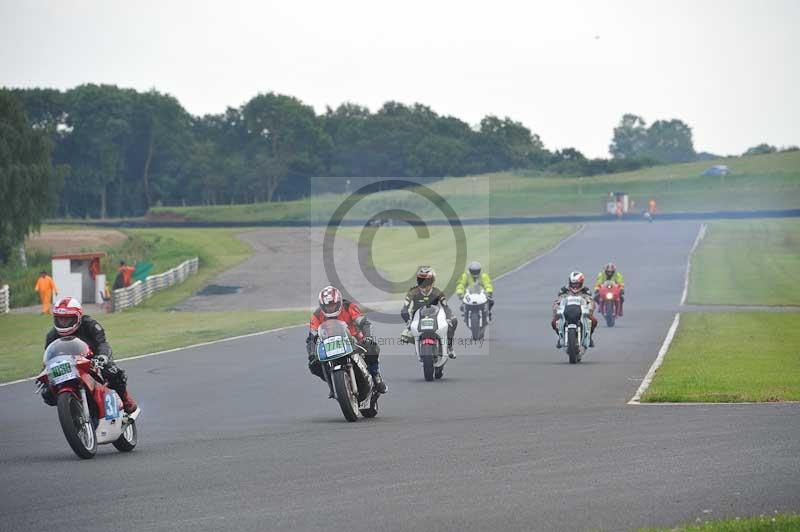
[{"xmin": 36, "ymin": 337, "xmax": 140, "ymax": 459}]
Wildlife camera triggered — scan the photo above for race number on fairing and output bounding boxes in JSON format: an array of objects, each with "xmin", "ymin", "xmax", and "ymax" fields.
[{"xmin": 322, "ymin": 335, "xmax": 351, "ymax": 358}]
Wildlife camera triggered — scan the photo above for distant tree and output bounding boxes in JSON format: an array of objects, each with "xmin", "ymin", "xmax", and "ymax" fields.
[
  {"xmin": 641, "ymin": 119, "xmax": 696, "ymax": 163},
  {"xmin": 780, "ymin": 145, "xmax": 799, "ymax": 153},
  {"xmin": 610, "ymin": 114, "xmax": 648, "ymax": 159},
  {"xmin": 0, "ymin": 90, "xmax": 61, "ymax": 264},
  {"xmin": 242, "ymin": 93, "xmax": 330, "ymax": 201},
  {"xmin": 128, "ymin": 90, "xmax": 192, "ymax": 210},
  {"xmin": 743, "ymin": 143, "xmax": 777, "ymax": 156}
]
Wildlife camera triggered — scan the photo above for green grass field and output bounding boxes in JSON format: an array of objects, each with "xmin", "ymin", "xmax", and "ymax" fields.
[
  {"xmin": 0, "ymin": 310, "xmax": 308, "ymax": 383},
  {"xmin": 688, "ymin": 219, "xmax": 800, "ymax": 305},
  {"xmin": 338, "ymin": 223, "xmax": 577, "ymax": 290},
  {"xmin": 642, "ymin": 313, "xmax": 800, "ymax": 402},
  {"xmin": 148, "ymin": 151, "xmax": 800, "ymax": 222},
  {"xmin": 639, "ymin": 513, "xmax": 800, "ymax": 532}
]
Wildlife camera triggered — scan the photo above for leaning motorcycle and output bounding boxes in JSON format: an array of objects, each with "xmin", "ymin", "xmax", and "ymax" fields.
[
  {"xmin": 555, "ymin": 295, "xmax": 592, "ymax": 364},
  {"xmin": 462, "ymin": 283, "xmax": 489, "ymax": 341},
  {"xmin": 35, "ymin": 337, "xmax": 140, "ymax": 459},
  {"xmin": 596, "ymin": 281, "xmax": 622, "ymax": 327},
  {"xmin": 408, "ymin": 305, "xmax": 450, "ymax": 381},
  {"xmin": 315, "ymin": 320, "xmax": 379, "ymax": 422}
]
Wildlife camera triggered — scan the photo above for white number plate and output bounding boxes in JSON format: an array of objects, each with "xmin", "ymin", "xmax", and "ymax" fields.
[
  {"xmin": 322, "ymin": 335, "xmax": 351, "ymax": 358},
  {"xmin": 48, "ymin": 361, "xmax": 77, "ymax": 385},
  {"xmin": 420, "ymin": 317, "xmax": 436, "ymax": 331},
  {"xmin": 565, "ymin": 296, "xmax": 583, "ymax": 306}
]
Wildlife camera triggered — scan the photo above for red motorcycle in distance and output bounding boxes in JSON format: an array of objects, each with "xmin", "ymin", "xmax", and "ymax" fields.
[
  {"xmin": 35, "ymin": 337, "xmax": 140, "ymax": 459},
  {"xmin": 596, "ymin": 281, "xmax": 622, "ymax": 327}
]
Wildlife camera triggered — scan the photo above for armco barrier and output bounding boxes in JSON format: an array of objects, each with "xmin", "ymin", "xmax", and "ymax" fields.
[
  {"xmin": 0, "ymin": 285, "xmax": 9, "ymax": 313},
  {"xmin": 112, "ymin": 258, "xmax": 198, "ymax": 312}
]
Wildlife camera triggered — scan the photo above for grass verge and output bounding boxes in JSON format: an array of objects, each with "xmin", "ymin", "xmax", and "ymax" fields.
[
  {"xmin": 642, "ymin": 313, "xmax": 800, "ymax": 402},
  {"xmin": 688, "ymin": 219, "xmax": 800, "ymax": 305},
  {"xmin": 0, "ymin": 310, "xmax": 308, "ymax": 383},
  {"xmin": 338, "ymin": 223, "xmax": 578, "ymax": 290},
  {"xmin": 639, "ymin": 512, "xmax": 800, "ymax": 531}
]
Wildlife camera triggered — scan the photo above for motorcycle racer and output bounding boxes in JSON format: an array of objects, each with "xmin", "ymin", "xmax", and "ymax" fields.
[
  {"xmin": 551, "ymin": 272, "xmax": 597, "ymax": 348},
  {"xmin": 306, "ymin": 286, "xmax": 387, "ymax": 394},
  {"xmin": 401, "ymin": 266, "xmax": 458, "ymax": 358},
  {"xmin": 42, "ymin": 297, "xmax": 139, "ymax": 414},
  {"xmin": 455, "ymin": 261, "xmax": 494, "ymax": 318},
  {"xmin": 594, "ymin": 262, "xmax": 625, "ymax": 316}
]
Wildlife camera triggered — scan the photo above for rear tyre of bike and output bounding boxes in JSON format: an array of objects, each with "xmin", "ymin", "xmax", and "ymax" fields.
[
  {"xmin": 113, "ymin": 420, "xmax": 137, "ymax": 452},
  {"xmin": 567, "ymin": 328, "xmax": 579, "ymax": 364},
  {"xmin": 57, "ymin": 392, "xmax": 97, "ymax": 459},
  {"xmin": 332, "ymin": 369, "xmax": 359, "ymax": 422},
  {"xmin": 420, "ymin": 344, "xmax": 435, "ymax": 381},
  {"xmin": 605, "ymin": 305, "xmax": 615, "ymax": 327}
]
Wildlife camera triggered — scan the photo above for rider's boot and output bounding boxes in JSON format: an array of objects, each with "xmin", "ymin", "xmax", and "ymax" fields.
[
  {"xmin": 618, "ymin": 301, "xmax": 624, "ymax": 317},
  {"xmin": 121, "ymin": 390, "xmax": 138, "ymax": 414},
  {"xmin": 368, "ymin": 362, "xmax": 387, "ymax": 394},
  {"xmin": 371, "ymin": 371, "xmax": 388, "ymax": 394},
  {"xmin": 447, "ymin": 342, "xmax": 456, "ymax": 359},
  {"xmin": 556, "ymin": 336, "xmax": 563, "ymax": 349},
  {"xmin": 589, "ymin": 336, "xmax": 595, "ymax": 348}
]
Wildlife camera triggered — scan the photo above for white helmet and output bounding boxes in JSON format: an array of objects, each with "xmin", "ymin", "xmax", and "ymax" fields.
[{"xmin": 318, "ymin": 286, "xmax": 343, "ymax": 318}]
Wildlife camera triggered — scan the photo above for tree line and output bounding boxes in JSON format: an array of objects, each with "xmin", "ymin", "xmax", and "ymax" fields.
[{"xmin": 6, "ymin": 85, "xmax": 695, "ymax": 221}]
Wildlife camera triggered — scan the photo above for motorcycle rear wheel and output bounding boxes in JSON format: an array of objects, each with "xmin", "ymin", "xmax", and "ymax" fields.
[
  {"xmin": 567, "ymin": 328, "xmax": 579, "ymax": 364},
  {"xmin": 57, "ymin": 392, "xmax": 97, "ymax": 459},
  {"xmin": 332, "ymin": 369, "xmax": 359, "ymax": 422}
]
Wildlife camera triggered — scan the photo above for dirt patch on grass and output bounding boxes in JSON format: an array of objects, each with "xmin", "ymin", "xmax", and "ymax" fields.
[{"xmin": 26, "ymin": 229, "xmax": 129, "ymax": 254}]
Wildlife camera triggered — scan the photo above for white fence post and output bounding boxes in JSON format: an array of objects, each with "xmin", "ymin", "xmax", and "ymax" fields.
[
  {"xmin": 0, "ymin": 285, "xmax": 9, "ymax": 313},
  {"xmin": 111, "ymin": 257, "xmax": 199, "ymax": 312}
]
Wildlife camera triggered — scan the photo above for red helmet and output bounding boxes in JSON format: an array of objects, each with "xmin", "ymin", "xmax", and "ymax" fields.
[
  {"xmin": 416, "ymin": 266, "xmax": 436, "ymax": 295},
  {"xmin": 53, "ymin": 297, "xmax": 83, "ymax": 336},
  {"xmin": 568, "ymin": 271, "xmax": 585, "ymax": 293},
  {"xmin": 318, "ymin": 286, "xmax": 343, "ymax": 318}
]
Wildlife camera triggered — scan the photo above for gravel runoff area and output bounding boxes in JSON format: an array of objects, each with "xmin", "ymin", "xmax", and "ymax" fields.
[{"xmin": 176, "ymin": 227, "xmax": 433, "ymax": 312}]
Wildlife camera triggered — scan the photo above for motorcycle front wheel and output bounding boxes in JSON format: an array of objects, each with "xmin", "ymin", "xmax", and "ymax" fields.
[
  {"xmin": 420, "ymin": 344, "xmax": 435, "ymax": 381},
  {"xmin": 605, "ymin": 305, "xmax": 616, "ymax": 327},
  {"xmin": 567, "ymin": 328, "xmax": 580, "ymax": 364},
  {"xmin": 57, "ymin": 392, "xmax": 97, "ymax": 459},
  {"xmin": 332, "ymin": 369, "xmax": 359, "ymax": 422}
]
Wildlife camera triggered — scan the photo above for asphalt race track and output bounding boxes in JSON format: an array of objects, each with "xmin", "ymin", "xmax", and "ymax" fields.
[{"xmin": 1, "ymin": 221, "xmax": 798, "ymax": 532}]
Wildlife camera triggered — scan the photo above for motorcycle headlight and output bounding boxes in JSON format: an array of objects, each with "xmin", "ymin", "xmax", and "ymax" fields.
[{"xmin": 605, "ymin": 293, "xmax": 614, "ymax": 300}]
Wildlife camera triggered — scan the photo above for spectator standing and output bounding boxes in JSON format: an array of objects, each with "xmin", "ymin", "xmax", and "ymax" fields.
[{"xmin": 34, "ymin": 271, "xmax": 58, "ymax": 314}]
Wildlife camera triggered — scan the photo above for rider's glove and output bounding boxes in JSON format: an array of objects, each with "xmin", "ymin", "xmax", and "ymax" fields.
[
  {"xmin": 94, "ymin": 354, "xmax": 109, "ymax": 367},
  {"xmin": 362, "ymin": 336, "xmax": 377, "ymax": 346}
]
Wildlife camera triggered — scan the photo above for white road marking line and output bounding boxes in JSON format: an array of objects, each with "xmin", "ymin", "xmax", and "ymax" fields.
[
  {"xmin": 628, "ymin": 312, "xmax": 680, "ymax": 404},
  {"xmin": 0, "ymin": 323, "xmax": 305, "ymax": 388},
  {"xmin": 494, "ymin": 224, "xmax": 586, "ymax": 282},
  {"xmin": 680, "ymin": 223, "xmax": 707, "ymax": 305}
]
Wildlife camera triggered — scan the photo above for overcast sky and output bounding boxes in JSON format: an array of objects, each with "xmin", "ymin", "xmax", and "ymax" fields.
[{"xmin": 1, "ymin": 0, "xmax": 797, "ymax": 157}]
